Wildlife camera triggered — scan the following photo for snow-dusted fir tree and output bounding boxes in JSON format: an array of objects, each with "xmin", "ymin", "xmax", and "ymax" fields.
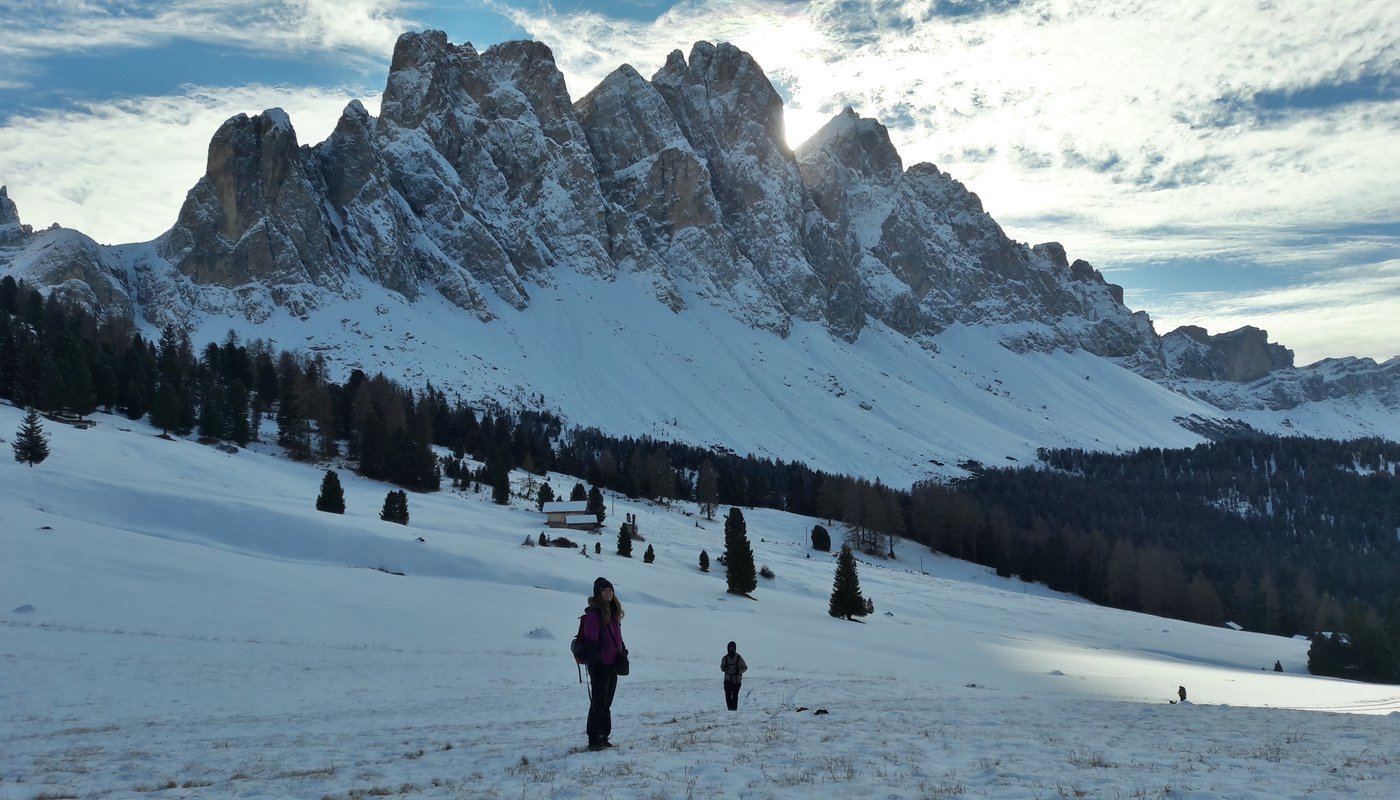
[
  {"xmin": 829, "ymin": 543, "xmax": 868, "ymax": 620},
  {"xmin": 699, "ymin": 550, "xmax": 710, "ymax": 572},
  {"xmin": 380, "ymin": 490, "xmax": 409, "ymax": 525},
  {"xmin": 644, "ymin": 544, "xmax": 655, "ymax": 563},
  {"xmin": 535, "ymin": 483, "xmax": 554, "ymax": 511},
  {"xmin": 12, "ymin": 408, "xmax": 50, "ymax": 467},
  {"xmin": 724, "ymin": 507, "xmax": 757, "ymax": 595},
  {"xmin": 316, "ymin": 470, "xmax": 346, "ymax": 513},
  {"xmin": 616, "ymin": 523, "xmax": 633, "ymax": 558}
]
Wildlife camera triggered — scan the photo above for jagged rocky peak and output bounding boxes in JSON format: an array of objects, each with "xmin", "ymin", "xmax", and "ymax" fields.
[
  {"xmin": 651, "ymin": 41, "xmax": 824, "ymax": 331},
  {"xmin": 381, "ymin": 30, "xmax": 486, "ymax": 128},
  {"xmin": 159, "ymin": 106, "xmax": 340, "ymax": 299},
  {"xmin": 0, "ymin": 185, "xmax": 33, "ymax": 245},
  {"xmin": 654, "ymin": 42, "xmax": 789, "ymax": 153},
  {"xmin": 1033, "ymin": 243, "xmax": 1126, "ymax": 305},
  {"xmin": 1164, "ymin": 324, "xmax": 1295, "ymax": 382},
  {"xmin": 797, "ymin": 107, "xmax": 904, "ymax": 184}
]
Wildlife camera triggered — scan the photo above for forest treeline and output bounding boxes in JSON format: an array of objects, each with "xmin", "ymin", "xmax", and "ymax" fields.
[{"xmin": 4, "ymin": 275, "xmax": 1398, "ymax": 682}]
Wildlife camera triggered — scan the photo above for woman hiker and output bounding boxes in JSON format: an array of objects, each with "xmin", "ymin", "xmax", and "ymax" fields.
[
  {"xmin": 721, "ymin": 640, "xmax": 748, "ymax": 710},
  {"xmin": 582, "ymin": 576, "xmax": 626, "ymax": 750}
]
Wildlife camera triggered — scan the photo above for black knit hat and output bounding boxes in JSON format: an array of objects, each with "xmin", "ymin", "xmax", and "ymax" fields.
[{"xmin": 593, "ymin": 576, "xmax": 614, "ymax": 596}]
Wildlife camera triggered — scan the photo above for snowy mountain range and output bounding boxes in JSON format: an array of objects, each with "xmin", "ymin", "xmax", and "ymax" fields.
[{"xmin": 1, "ymin": 31, "xmax": 1396, "ymax": 482}]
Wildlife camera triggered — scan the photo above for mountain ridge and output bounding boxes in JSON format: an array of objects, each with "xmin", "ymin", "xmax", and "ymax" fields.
[{"xmin": 1, "ymin": 30, "xmax": 1396, "ymax": 479}]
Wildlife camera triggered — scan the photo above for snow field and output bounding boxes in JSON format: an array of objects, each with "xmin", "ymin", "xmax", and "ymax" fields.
[{"xmin": 4, "ymin": 402, "xmax": 1400, "ymax": 798}]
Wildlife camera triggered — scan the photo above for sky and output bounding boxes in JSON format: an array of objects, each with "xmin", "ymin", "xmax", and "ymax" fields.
[
  {"xmin": 6, "ymin": 399, "xmax": 1400, "ymax": 797},
  {"xmin": 0, "ymin": 1, "xmax": 1397, "ymax": 365}
]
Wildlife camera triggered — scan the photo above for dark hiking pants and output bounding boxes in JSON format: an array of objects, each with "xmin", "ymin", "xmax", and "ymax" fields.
[
  {"xmin": 724, "ymin": 680, "xmax": 741, "ymax": 711},
  {"xmin": 587, "ymin": 664, "xmax": 618, "ymax": 741}
]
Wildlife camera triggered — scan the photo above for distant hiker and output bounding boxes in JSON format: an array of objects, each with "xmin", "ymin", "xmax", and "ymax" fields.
[
  {"xmin": 721, "ymin": 641, "xmax": 748, "ymax": 710},
  {"xmin": 582, "ymin": 576, "xmax": 626, "ymax": 751},
  {"xmin": 1274, "ymin": 660, "xmax": 1283, "ymax": 672},
  {"xmin": 1178, "ymin": 685, "xmax": 1187, "ymax": 703}
]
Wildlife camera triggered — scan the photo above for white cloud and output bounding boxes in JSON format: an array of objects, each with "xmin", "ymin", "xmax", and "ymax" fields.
[
  {"xmin": 1, "ymin": 0, "xmax": 414, "ymax": 65},
  {"xmin": 0, "ymin": 87, "xmax": 380, "ymax": 244}
]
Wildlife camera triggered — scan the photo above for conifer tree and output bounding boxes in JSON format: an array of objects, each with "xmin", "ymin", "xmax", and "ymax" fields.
[
  {"xmin": 380, "ymin": 490, "xmax": 409, "ymax": 525},
  {"xmin": 149, "ymin": 382, "xmax": 181, "ymax": 435},
  {"xmin": 697, "ymin": 459, "xmax": 719, "ymax": 520},
  {"xmin": 316, "ymin": 470, "xmax": 346, "ymax": 514},
  {"xmin": 723, "ymin": 507, "xmax": 757, "ymax": 595},
  {"xmin": 617, "ymin": 523, "xmax": 633, "ymax": 558},
  {"xmin": 588, "ymin": 485, "xmax": 606, "ymax": 523},
  {"xmin": 491, "ymin": 464, "xmax": 511, "ymax": 505},
  {"xmin": 644, "ymin": 543, "xmax": 655, "ymax": 563},
  {"xmin": 536, "ymin": 482, "xmax": 555, "ymax": 511},
  {"xmin": 12, "ymin": 407, "xmax": 50, "ymax": 467},
  {"xmin": 699, "ymin": 550, "xmax": 710, "ymax": 572},
  {"xmin": 811, "ymin": 524, "xmax": 831, "ymax": 552},
  {"xmin": 570, "ymin": 482, "xmax": 587, "ymax": 502},
  {"xmin": 829, "ymin": 543, "xmax": 869, "ymax": 620},
  {"xmin": 830, "ymin": 544, "xmax": 866, "ymax": 617}
]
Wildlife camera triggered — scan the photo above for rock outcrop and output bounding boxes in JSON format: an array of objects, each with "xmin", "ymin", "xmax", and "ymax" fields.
[{"xmin": 0, "ymin": 186, "xmax": 32, "ymax": 247}]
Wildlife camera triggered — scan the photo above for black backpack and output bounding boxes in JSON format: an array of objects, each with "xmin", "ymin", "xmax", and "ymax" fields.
[{"xmin": 570, "ymin": 613, "xmax": 591, "ymax": 665}]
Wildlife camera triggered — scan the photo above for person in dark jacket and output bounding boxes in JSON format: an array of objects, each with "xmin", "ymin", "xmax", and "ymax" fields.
[
  {"xmin": 721, "ymin": 640, "xmax": 748, "ymax": 710},
  {"xmin": 582, "ymin": 576, "xmax": 626, "ymax": 750}
]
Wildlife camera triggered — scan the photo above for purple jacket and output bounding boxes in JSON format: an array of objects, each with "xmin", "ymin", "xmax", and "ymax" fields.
[{"xmin": 582, "ymin": 606, "xmax": 625, "ymax": 665}]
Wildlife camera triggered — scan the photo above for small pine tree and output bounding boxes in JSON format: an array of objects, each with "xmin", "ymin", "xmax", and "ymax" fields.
[
  {"xmin": 536, "ymin": 482, "xmax": 555, "ymax": 511},
  {"xmin": 570, "ymin": 482, "xmax": 587, "ymax": 502},
  {"xmin": 811, "ymin": 524, "xmax": 831, "ymax": 552},
  {"xmin": 12, "ymin": 408, "xmax": 50, "ymax": 467},
  {"xmin": 380, "ymin": 490, "xmax": 409, "ymax": 525},
  {"xmin": 699, "ymin": 549, "xmax": 710, "ymax": 572},
  {"xmin": 617, "ymin": 524, "xmax": 633, "ymax": 558},
  {"xmin": 644, "ymin": 544, "xmax": 655, "ymax": 563},
  {"xmin": 594, "ymin": 542, "xmax": 601, "ymax": 554},
  {"xmin": 588, "ymin": 485, "xmax": 606, "ymax": 524},
  {"xmin": 724, "ymin": 507, "xmax": 757, "ymax": 595},
  {"xmin": 487, "ymin": 462, "xmax": 509, "ymax": 505},
  {"xmin": 316, "ymin": 469, "xmax": 346, "ymax": 514},
  {"xmin": 829, "ymin": 543, "xmax": 868, "ymax": 620}
]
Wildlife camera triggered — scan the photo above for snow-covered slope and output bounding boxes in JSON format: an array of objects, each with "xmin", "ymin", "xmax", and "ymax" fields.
[
  {"xmin": 5, "ymin": 402, "xmax": 1400, "ymax": 799},
  {"xmin": 177, "ymin": 271, "xmax": 1216, "ymax": 484}
]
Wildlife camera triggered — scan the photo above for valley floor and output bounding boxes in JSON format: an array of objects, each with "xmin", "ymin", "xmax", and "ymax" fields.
[{"xmin": 5, "ymin": 621, "xmax": 1400, "ymax": 800}]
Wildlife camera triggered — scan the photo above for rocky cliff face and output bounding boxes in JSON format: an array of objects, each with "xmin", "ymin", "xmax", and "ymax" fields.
[
  {"xmin": 143, "ymin": 32, "xmax": 1154, "ymax": 361},
  {"xmin": 1164, "ymin": 325, "xmax": 1294, "ymax": 382},
  {"xmin": 0, "ymin": 186, "xmax": 31, "ymax": 247},
  {"xmin": 1, "ymin": 31, "xmax": 1395, "ymax": 422}
]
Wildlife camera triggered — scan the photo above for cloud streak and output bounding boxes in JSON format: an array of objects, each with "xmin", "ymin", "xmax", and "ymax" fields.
[{"xmin": 1, "ymin": 0, "xmax": 414, "ymax": 72}]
